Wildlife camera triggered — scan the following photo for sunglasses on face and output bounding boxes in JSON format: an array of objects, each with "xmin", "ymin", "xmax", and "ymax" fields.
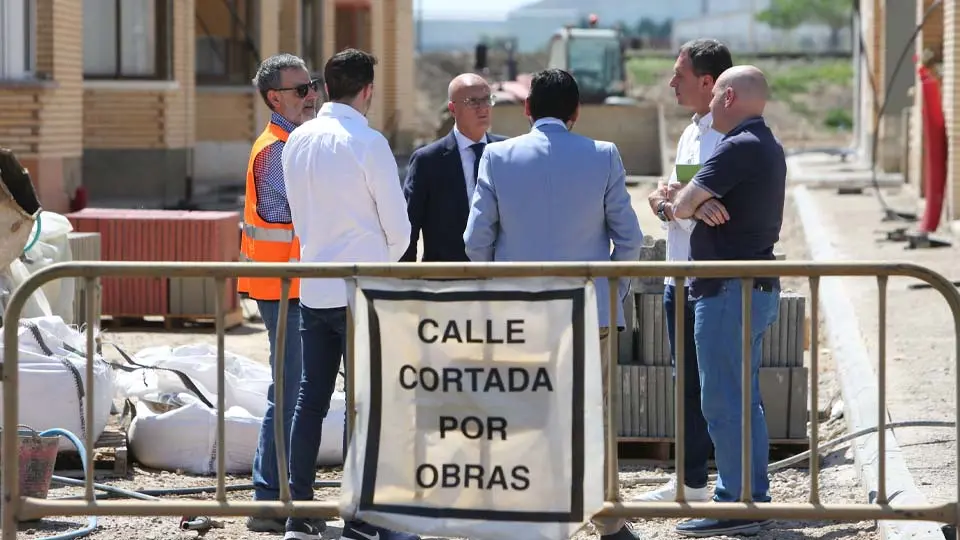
[{"xmin": 273, "ymin": 78, "xmax": 321, "ymax": 98}]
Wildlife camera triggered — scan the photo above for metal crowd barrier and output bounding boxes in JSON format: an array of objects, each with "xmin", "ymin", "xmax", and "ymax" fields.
[{"xmin": 2, "ymin": 261, "xmax": 959, "ymax": 538}]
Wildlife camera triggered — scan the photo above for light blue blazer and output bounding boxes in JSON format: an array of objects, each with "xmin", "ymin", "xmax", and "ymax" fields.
[{"xmin": 463, "ymin": 120, "xmax": 644, "ymax": 328}]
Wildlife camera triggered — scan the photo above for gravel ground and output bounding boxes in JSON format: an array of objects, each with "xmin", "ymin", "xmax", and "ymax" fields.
[
  {"xmin": 20, "ymin": 449, "xmax": 874, "ymax": 540},
  {"xmin": 14, "ymin": 188, "xmax": 879, "ymax": 539}
]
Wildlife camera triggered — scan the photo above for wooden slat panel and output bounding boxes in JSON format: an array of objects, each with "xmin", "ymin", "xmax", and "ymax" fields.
[
  {"xmin": 83, "ymin": 90, "xmax": 165, "ymax": 148},
  {"xmin": 196, "ymin": 90, "xmax": 255, "ymax": 141}
]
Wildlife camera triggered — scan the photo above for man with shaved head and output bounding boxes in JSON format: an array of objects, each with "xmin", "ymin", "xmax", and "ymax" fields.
[
  {"xmin": 401, "ymin": 73, "xmax": 507, "ymax": 262},
  {"xmin": 668, "ymin": 64, "xmax": 786, "ymax": 538},
  {"xmin": 641, "ymin": 38, "xmax": 731, "ymax": 506}
]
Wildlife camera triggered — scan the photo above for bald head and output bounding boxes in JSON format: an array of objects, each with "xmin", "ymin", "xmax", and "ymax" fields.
[
  {"xmin": 717, "ymin": 65, "xmax": 768, "ymax": 106},
  {"xmin": 447, "ymin": 73, "xmax": 493, "ymax": 142},
  {"xmin": 448, "ymin": 73, "xmax": 489, "ymax": 101},
  {"xmin": 709, "ymin": 65, "xmax": 768, "ymax": 133}
]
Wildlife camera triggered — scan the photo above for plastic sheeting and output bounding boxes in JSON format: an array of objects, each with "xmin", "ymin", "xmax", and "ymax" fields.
[
  {"xmin": 118, "ymin": 343, "xmax": 345, "ymax": 475},
  {"xmin": 0, "ymin": 316, "xmax": 116, "ymax": 451},
  {"xmin": 0, "ymin": 211, "xmax": 76, "ymax": 323}
]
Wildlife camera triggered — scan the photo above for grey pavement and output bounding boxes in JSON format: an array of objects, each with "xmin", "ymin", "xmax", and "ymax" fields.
[{"xmin": 790, "ymin": 152, "xmax": 955, "ymax": 539}]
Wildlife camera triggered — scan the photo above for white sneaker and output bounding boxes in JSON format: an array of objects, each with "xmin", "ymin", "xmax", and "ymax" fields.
[{"xmin": 635, "ymin": 477, "xmax": 711, "ymax": 502}]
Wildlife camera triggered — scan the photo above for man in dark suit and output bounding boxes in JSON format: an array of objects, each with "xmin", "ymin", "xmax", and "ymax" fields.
[{"xmin": 401, "ymin": 73, "xmax": 507, "ymax": 262}]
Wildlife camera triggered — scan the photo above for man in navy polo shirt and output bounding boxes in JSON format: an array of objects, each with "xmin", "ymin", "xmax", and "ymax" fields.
[{"xmin": 670, "ymin": 65, "xmax": 785, "ymax": 538}]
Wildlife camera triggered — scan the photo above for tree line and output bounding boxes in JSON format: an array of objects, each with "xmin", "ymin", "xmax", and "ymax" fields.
[{"xmin": 755, "ymin": 0, "xmax": 853, "ymax": 50}]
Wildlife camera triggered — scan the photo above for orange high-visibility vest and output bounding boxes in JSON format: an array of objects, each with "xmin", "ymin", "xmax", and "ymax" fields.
[{"xmin": 237, "ymin": 123, "xmax": 301, "ymax": 301}]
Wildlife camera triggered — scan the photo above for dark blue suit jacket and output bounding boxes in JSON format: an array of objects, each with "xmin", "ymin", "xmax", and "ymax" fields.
[{"xmin": 401, "ymin": 130, "xmax": 508, "ymax": 262}]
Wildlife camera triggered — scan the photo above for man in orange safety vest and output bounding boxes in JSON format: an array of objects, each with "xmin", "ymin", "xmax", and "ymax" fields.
[{"xmin": 239, "ymin": 53, "xmax": 321, "ymax": 534}]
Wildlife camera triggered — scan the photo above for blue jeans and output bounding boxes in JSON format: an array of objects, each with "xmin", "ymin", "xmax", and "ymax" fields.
[
  {"xmin": 289, "ymin": 305, "xmax": 348, "ymax": 501},
  {"xmin": 253, "ymin": 299, "xmax": 303, "ymax": 501},
  {"xmin": 664, "ymin": 285, "xmax": 712, "ymax": 489},
  {"xmin": 693, "ymin": 279, "xmax": 779, "ymax": 503}
]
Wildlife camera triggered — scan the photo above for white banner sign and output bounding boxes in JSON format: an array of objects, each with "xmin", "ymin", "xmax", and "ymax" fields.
[{"xmin": 339, "ymin": 277, "xmax": 606, "ymax": 540}]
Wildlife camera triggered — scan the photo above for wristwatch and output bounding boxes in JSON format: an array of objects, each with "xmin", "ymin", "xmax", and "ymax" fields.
[{"xmin": 656, "ymin": 200, "xmax": 669, "ymax": 222}]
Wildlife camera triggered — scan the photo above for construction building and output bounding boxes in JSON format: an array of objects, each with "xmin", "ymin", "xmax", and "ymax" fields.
[
  {"xmin": 855, "ymin": 0, "xmax": 960, "ymax": 226},
  {"xmin": 0, "ymin": 0, "xmax": 416, "ymax": 213}
]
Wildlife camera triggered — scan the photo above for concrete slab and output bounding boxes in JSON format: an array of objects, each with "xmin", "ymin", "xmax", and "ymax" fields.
[
  {"xmin": 793, "ymin": 185, "xmax": 947, "ymax": 540},
  {"xmin": 788, "ymin": 152, "xmax": 905, "ymax": 189}
]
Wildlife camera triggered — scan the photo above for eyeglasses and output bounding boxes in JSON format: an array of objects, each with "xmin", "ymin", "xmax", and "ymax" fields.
[
  {"xmin": 273, "ymin": 78, "xmax": 321, "ymax": 98},
  {"xmin": 455, "ymin": 95, "xmax": 496, "ymax": 109}
]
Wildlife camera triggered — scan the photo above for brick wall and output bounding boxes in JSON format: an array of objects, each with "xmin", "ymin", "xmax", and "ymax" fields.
[
  {"xmin": 45, "ymin": 0, "xmax": 83, "ymax": 158},
  {"xmin": 911, "ymin": 0, "xmax": 945, "ymax": 194},
  {"xmin": 362, "ymin": 0, "xmax": 415, "ymax": 151},
  {"xmin": 922, "ymin": 0, "xmax": 945, "ymax": 59},
  {"xmin": 279, "ymin": 0, "xmax": 301, "ymax": 55},
  {"xmin": 196, "ymin": 90, "xmax": 256, "ymax": 141},
  {"xmin": 857, "ymin": 0, "xmax": 880, "ymax": 161},
  {"xmin": 254, "ymin": 0, "xmax": 281, "ymax": 134},
  {"xmin": 382, "ymin": 0, "xmax": 398, "ymax": 140},
  {"xmin": 944, "ymin": 0, "xmax": 960, "ymax": 219},
  {"xmin": 0, "ymin": 89, "xmax": 43, "ymax": 156},
  {"xmin": 165, "ymin": 0, "xmax": 196, "ymax": 149},
  {"xmin": 0, "ymin": 0, "xmax": 83, "ymax": 212},
  {"xmin": 367, "ymin": 0, "xmax": 385, "ymax": 132},
  {"xmin": 83, "ymin": 0, "xmax": 195, "ymax": 152},
  {"xmin": 322, "ymin": 0, "xmax": 335, "ymax": 61},
  {"xmin": 394, "ymin": 0, "xmax": 417, "ymax": 148}
]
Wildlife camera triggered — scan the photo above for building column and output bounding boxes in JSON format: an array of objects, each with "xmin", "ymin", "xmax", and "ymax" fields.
[
  {"xmin": 254, "ymin": 0, "xmax": 282, "ymax": 131},
  {"xmin": 394, "ymin": 0, "xmax": 416, "ymax": 152},
  {"xmin": 857, "ymin": 0, "xmax": 884, "ymax": 165},
  {"xmin": 368, "ymin": 0, "xmax": 386, "ymax": 133},
  {"xmin": 279, "ymin": 0, "xmax": 302, "ymax": 55},
  {"xmin": 165, "ymin": 0, "xmax": 196, "ymax": 176},
  {"xmin": 944, "ymin": 0, "xmax": 960, "ymax": 220},
  {"xmin": 0, "ymin": 0, "xmax": 84, "ymax": 213},
  {"xmin": 911, "ymin": 0, "xmax": 945, "ymax": 195},
  {"xmin": 877, "ymin": 0, "xmax": 916, "ymax": 173},
  {"xmin": 322, "ymin": 0, "xmax": 336, "ymax": 61}
]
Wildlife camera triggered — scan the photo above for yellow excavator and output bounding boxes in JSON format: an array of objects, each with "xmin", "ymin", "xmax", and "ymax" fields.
[
  {"xmin": 479, "ymin": 18, "xmax": 663, "ymax": 177},
  {"xmin": 436, "ymin": 16, "xmax": 661, "ymax": 176},
  {"xmin": 488, "ymin": 22, "xmax": 632, "ymax": 106}
]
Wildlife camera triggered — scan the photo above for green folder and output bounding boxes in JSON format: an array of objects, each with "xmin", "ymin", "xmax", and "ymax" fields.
[{"xmin": 675, "ymin": 164, "xmax": 702, "ymax": 183}]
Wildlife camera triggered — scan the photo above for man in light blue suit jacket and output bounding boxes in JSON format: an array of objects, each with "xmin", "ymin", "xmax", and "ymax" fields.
[{"xmin": 463, "ymin": 68, "xmax": 645, "ymax": 540}]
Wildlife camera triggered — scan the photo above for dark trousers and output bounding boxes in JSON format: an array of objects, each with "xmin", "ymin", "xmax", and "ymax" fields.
[
  {"xmin": 663, "ymin": 284, "xmax": 713, "ymax": 489},
  {"xmin": 288, "ymin": 305, "xmax": 348, "ymax": 501}
]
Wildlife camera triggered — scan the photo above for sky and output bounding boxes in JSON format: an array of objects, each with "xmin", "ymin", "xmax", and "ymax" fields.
[{"xmin": 416, "ymin": 0, "xmax": 536, "ymax": 20}]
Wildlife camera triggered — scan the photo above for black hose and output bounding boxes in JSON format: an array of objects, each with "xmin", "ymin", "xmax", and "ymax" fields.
[
  {"xmin": 50, "ymin": 477, "xmax": 341, "ymax": 498},
  {"xmin": 861, "ymin": 0, "xmax": 943, "ymax": 222}
]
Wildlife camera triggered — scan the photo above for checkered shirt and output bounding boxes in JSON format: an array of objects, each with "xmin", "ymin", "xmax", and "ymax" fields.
[{"xmin": 252, "ymin": 112, "xmax": 297, "ymax": 223}]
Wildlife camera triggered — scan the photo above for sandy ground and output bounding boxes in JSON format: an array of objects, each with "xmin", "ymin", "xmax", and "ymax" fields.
[{"xmin": 14, "ymin": 185, "xmax": 880, "ymax": 540}]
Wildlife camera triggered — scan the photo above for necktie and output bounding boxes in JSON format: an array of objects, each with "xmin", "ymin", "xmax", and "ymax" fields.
[{"xmin": 469, "ymin": 142, "xmax": 486, "ymax": 195}]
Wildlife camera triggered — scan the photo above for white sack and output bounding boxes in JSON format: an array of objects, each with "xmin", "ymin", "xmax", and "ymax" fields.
[
  {"xmin": 129, "ymin": 400, "xmax": 262, "ymax": 475},
  {"xmin": 18, "ymin": 211, "xmax": 75, "ymax": 323},
  {"xmin": 118, "ymin": 343, "xmax": 346, "ymax": 474},
  {"xmin": 128, "ymin": 391, "xmax": 346, "ymax": 475},
  {"xmin": 114, "ymin": 343, "xmax": 272, "ymax": 417},
  {"xmin": 0, "ymin": 316, "xmax": 115, "ymax": 451},
  {"xmin": 0, "ymin": 258, "xmax": 52, "ymax": 320}
]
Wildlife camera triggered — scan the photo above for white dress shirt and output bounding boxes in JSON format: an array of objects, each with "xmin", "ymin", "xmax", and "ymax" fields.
[
  {"xmin": 664, "ymin": 112, "xmax": 724, "ymax": 287},
  {"xmin": 453, "ymin": 125, "xmax": 488, "ymax": 197},
  {"xmin": 282, "ymin": 102, "xmax": 411, "ymax": 309}
]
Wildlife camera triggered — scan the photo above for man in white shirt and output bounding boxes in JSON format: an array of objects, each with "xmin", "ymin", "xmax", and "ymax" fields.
[
  {"xmin": 280, "ymin": 48, "xmax": 417, "ymax": 540},
  {"xmin": 641, "ymin": 39, "xmax": 732, "ymax": 506}
]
